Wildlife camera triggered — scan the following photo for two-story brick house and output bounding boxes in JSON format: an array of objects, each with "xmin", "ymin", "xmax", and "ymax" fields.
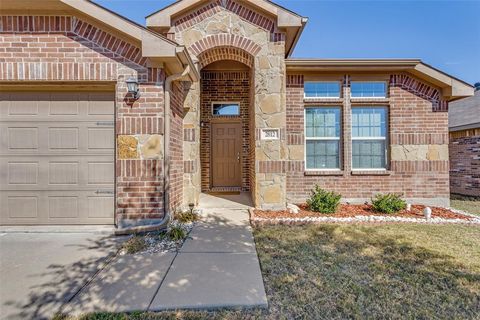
[{"xmin": 0, "ymin": 0, "xmax": 474, "ymax": 231}]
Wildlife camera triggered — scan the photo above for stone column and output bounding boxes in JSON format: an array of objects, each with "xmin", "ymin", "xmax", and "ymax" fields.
[
  {"xmin": 254, "ymin": 42, "xmax": 287, "ymax": 210},
  {"xmin": 183, "ymin": 81, "xmax": 201, "ymax": 207}
]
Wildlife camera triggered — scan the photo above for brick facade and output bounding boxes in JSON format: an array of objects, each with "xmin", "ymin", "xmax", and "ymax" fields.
[
  {"xmin": 2, "ymin": 1, "xmax": 471, "ymax": 228},
  {"xmin": 285, "ymin": 73, "xmax": 450, "ymax": 205},
  {"xmin": 0, "ymin": 15, "xmax": 166, "ymax": 227},
  {"xmin": 450, "ymin": 130, "xmax": 480, "ymax": 197},
  {"xmin": 170, "ymin": 81, "xmax": 188, "ymax": 210},
  {"xmin": 200, "ymin": 70, "xmax": 252, "ymax": 191}
]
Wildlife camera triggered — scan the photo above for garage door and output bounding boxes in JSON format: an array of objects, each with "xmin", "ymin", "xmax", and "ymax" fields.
[{"xmin": 0, "ymin": 92, "xmax": 115, "ymax": 225}]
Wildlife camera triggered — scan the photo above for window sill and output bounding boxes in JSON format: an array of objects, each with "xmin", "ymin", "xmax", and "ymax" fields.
[
  {"xmin": 304, "ymin": 97, "xmax": 344, "ymax": 104},
  {"xmin": 351, "ymin": 170, "xmax": 392, "ymax": 176},
  {"xmin": 350, "ymin": 97, "xmax": 389, "ymax": 104},
  {"xmin": 304, "ymin": 170, "xmax": 344, "ymax": 176}
]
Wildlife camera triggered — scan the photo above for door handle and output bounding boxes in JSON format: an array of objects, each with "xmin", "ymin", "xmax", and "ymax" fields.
[
  {"xmin": 237, "ymin": 152, "xmax": 240, "ymax": 162},
  {"xmin": 95, "ymin": 190, "xmax": 114, "ymax": 195}
]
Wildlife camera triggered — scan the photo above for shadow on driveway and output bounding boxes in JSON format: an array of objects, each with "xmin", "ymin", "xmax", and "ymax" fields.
[{"xmin": 0, "ymin": 232, "xmax": 125, "ymax": 320}]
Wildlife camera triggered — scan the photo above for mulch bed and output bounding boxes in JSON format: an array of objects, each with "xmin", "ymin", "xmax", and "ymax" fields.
[{"xmin": 254, "ymin": 204, "xmax": 473, "ymax": 221}]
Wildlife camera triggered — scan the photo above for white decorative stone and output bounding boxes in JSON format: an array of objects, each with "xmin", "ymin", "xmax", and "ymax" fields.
[
  {"xmin": 406, "ymin": 203, "xmax": 412, "ymax": 211},
  {"xmin": 286, "ymin": 203, "xmax": 300, "ymax": 214},
  {"xmin": 423, "ymin": 207, "xmax": 432, "ymax": 220}
]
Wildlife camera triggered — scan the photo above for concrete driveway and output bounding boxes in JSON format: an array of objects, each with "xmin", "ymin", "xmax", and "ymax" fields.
[{"xmin": 0, "ymin": 230, "xmax": 123, "ymax": 320}]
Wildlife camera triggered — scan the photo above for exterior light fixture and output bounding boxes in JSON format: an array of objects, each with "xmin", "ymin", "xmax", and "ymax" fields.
[{"xmin": 126, "ymin": 77, "xmax": 140, "ymax": 99}]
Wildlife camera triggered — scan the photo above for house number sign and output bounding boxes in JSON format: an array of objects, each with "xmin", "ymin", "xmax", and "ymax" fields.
[{"xmin": 261, "ymin": 128, "xmax": 280, "ymax": 140}]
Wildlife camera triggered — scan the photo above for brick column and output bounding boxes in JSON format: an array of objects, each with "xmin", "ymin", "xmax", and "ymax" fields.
[
  {"xmin": 116, "ymin": 68, "xmax": 166, "ymax": 228},
  {"xmin": 343, "ymin": 75, "xmax": 352, "ymax": 174}
]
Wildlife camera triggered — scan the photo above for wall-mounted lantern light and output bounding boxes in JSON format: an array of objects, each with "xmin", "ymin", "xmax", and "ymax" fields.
[{"xmin": 126, "ymin": 77, "xmax": 140, "ymax": 99}]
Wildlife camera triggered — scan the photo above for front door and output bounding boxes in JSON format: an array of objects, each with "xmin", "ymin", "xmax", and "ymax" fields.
[{"xmin": 211, "ymin": 122, "xmax": 242, "ymax": 188}]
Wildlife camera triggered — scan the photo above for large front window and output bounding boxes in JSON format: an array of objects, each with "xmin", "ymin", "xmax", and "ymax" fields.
[
  {"xmin": 305, "ymin": 107, "xmax": 341, "ymax": 169},
  {"xmin": 352, "ymin": 107, "xmax": 388, "ymax": 169}
]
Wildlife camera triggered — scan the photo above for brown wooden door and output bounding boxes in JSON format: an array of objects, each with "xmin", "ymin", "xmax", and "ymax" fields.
[{"xmin": 211, "ymin": 122, "xmax": 242, "ymax": 188}]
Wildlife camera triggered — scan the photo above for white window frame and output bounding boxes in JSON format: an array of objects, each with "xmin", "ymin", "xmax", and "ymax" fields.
[
  {"xmin": 211, "ymin": 101, "xmax": 240, "ymax": 116},
  {"xmin": 351, "ymin": 106, "xmax": 388, "ymax": 170},
  {"xmin": 350, "ymin": 81, "xmax": 388, "ymax": 99},
  {"xmin": 304, "ymin": 81, "xmax": 342, "ymax": 99},
  {"xmin": 304, "ymin": 106, "xmax": 342, "ymax": 171}
]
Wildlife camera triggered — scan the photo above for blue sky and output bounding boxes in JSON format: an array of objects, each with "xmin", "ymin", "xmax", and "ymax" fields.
[{"xmin": 95, "ymin": 0, "xmax": 480, "ymax": 84}]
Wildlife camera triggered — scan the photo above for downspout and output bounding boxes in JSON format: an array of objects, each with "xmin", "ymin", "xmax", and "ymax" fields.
[{"xmin": 115, "ymin": 65, "xmax": 190, "ymax": 236}]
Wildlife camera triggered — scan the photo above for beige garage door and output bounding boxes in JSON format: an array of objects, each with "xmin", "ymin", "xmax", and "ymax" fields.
[{"xmin": 0, "ymin": 92, "xmax": 115, "ymax": 225}]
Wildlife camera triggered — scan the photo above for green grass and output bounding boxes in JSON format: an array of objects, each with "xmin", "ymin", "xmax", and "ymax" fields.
[
  {"xmin": 451, "ymin": 194, "xmax": 480, "ymax": 216},
  {"xmin": 61, "ymin": 224, "xmax": 480, "ymax": 320}
]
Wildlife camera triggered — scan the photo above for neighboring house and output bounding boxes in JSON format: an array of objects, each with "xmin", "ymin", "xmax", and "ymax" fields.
[
  {"xmin": 0, "ymin": 0, "xmax": 474, "ymax": 231},
  {"xmin": 449, "ymin": 85, "xmax": 480, "ymax": 197}
]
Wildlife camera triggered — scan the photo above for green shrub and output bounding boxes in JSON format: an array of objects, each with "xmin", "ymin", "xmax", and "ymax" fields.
[
  {"xmin": 306, "ymin": 185, "xmax": 341, "ymax": 214},
  {"xmin": 371, "ymin": 193, "xmax": 407, "ymax": 214},
  {"xmin": 175, "ymin": 211, "xmax": 199, "ymax": 223},
  {"xmin": 122, "ymin": 236, "xmax": 147, "ymax": 254},
  {"xmin": 167, "ymin": 225, "xmax": 187, "ymax": 241}
]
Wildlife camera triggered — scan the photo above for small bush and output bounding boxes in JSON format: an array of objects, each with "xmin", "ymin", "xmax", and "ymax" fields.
[
  {"xmin": 167, "ymin": 225, "xmax": 187, "ymax": 241},
  {"xmin": 123, "ymin": 236, "xmax": 147, "ymax": 254},
  {"xmin": 306, "ymin": 185, "xmax": 341, "ymax": 214},
  {"xmin": 175, "ymin": 211, "xmax": 199, "ymax": 223},
  {"xmin": 371, "ymin": 193, "xmax": 407, "ymax": 214}
]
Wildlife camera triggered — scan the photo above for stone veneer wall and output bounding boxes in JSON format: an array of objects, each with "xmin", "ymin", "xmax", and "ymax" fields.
[
  {"xmin": 171, "ymin": 1, "xmax": 288, "ymax": 209},
  {"xmin": 200, "ymin": 70, "xmax": 251, "ymax": 191},
  {"xmin": 285, "ymin": 73, "xmax": 450, "ymax": 207},
  {"xmin": 450, "ymin": 129, "xmax": 480, "ymax": 197},
  {"xmin": 0, "ymin": 15, "xmax": 166, "ymax": 228}
]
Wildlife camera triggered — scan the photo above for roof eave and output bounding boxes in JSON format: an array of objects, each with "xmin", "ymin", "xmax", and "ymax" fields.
[
  {"xmin": 285, "ymin": 59, "xmax": 474, "ymax": 101},
  {"xmin": 60, "ymin": 0, "xmax": 198, "ymax": 82}
]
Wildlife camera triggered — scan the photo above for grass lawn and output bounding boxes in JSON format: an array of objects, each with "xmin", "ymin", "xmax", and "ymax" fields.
[
  {"xmin": 60, "ymin": 224, "xmax": 480, "ymax": 320},
  {"xmin": 451, "ymin": 194, "xmax": 480, "ymax": 217}
]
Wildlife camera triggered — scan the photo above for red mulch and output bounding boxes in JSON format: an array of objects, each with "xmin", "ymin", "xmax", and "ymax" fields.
[{"xmin": 254, "ymin": 204, "xmax": 472, "ymax": 220}]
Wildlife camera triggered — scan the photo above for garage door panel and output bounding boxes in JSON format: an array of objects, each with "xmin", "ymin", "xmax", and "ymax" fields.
[
  {"xmin": 1, "ymin": 122, "xmax": 113, "ymax": 155},
  {"xmin": 0, "ymin": 191, "xmax": 114, "ymax": 225},
  {"xmin": 0, "ymin": 91, "xmax": 114, "ymax": 225},
  {"xmin": 1, "ymin": 155, "xmax": 113, "ymax": 190},
  {"xmin": 87, "ymin": 127, "xmax": 115, "ymax": 150},
  {"xmin": 0, "ymin": 92, "xmax": 114, "ymax": 121}
]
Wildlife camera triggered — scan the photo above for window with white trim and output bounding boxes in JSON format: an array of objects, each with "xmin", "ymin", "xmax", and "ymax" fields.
[
  {"xmin": 352, "ymin": 107, "xmax": 388, "ymax": 169},
  {"xmin": 351, "ymin": 81, "xmax": 387, "ymax": 98},
  {"xmin": 305, "ymin": 107, "xmax": 341, "ymax": 169},
  {"xmin": 304, "ymin": 81, "xmax": 341, "ymax": 98}
]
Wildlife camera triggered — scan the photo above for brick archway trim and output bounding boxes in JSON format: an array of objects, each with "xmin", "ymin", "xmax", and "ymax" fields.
[
  {"xmin": 189, "ymin": 34, "xmax": 262, "ymax": 58},
  {"xmin": 390, "ymin": 74, "xmax": 448, "ymax": 112},
  {"xmin": 173, "ymin": 0, "xmax": 276, "ymax": 33},
  {"xmin": 198, "ymin": 47, "xmax": 254, "ymax": 69}
]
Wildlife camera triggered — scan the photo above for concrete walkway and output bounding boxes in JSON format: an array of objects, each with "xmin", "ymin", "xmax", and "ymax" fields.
[{"xmin": 66, "ymin": 193, "xmax": 267, "ymax": 314}]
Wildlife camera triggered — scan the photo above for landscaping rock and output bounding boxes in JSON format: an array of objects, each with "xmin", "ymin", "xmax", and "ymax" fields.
[
  {"xmin": 423, "ymin": 207, "xmax": 432, "ymax": 220},
  {"xmin": 287, "ymin": 203, "xmax": 300, "ymax": 214}
]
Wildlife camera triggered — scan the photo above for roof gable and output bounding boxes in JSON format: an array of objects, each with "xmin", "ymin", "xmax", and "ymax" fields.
[
  {"xmin": 146, "ymin": 0, "xmax": 304, "ymax": 28},
  {"xmin": 146, "ymin": 0, "xmax": 307, "ymax": 57}
]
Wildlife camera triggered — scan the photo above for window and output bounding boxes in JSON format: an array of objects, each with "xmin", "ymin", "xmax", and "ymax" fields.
[
  {"xmin": 305, "ymin": 107, "xmax": 341, "ymax": 169},
  {"xmin": 351, "ymin": 82, "xmax": 387, "ymax": 98},
  {"xmin": 352, "ymin": 107, "xmax": 388, "ymax": 169},
  {"xmin": 212, "ymin": 102, "xmax": 240, "ymax": 116},
  {"xmin": 304, "ymin": 82, "xmax": 341, "ymax": 98}
]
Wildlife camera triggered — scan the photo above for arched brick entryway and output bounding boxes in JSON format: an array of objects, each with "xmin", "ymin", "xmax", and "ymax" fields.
[
  {"xmin": 189, "ymin": 34, "xmax": 262, "ymax": 59},
  {"xmin": 197, "ymin": 44, "xmax": 255, "ymax": 193}
]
